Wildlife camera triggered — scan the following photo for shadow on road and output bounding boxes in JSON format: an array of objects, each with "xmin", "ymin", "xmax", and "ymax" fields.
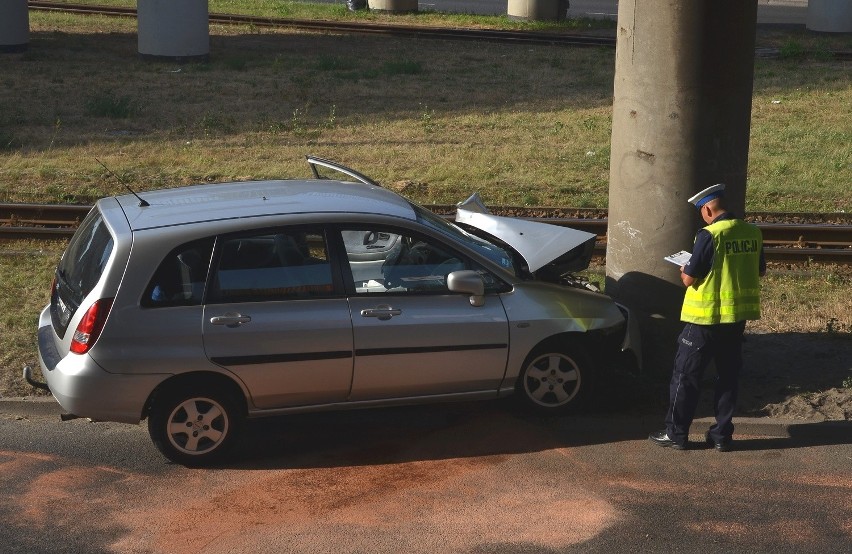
[
  {"xmin": 225, "ymin": 399, "xmax": 640, "ymax": 469},
  {"xmin": 220, "ymin": 398, "xmax": 850, "ymax": 469}
]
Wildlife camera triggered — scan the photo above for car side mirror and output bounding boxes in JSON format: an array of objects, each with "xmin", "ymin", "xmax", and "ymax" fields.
[{"xmin": 446, "ymin": 270, "xmax": 485, "ymax": 307}]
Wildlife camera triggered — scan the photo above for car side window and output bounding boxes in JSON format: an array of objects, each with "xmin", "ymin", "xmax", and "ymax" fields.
[
  {"xmin": 142, "ymin": 238, "xmax": 214, "ymax": 308},
  {"xmin": 341, "ymin": 228, "xmax": 470, "ymax": 294},
  {"xmin": 208, "ymin": 230, "xmax": 333, "ymax": 303}
]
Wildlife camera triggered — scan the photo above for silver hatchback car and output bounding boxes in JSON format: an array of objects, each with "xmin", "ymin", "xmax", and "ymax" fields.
[{"xmin": 29, "ymin": 157, "xmax": 639, "ymax": 465}]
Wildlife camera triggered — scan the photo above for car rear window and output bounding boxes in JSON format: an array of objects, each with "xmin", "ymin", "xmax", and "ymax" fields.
[{"xmin": 51, "ymin": 209, "xmax": 114, "ymax": 338}]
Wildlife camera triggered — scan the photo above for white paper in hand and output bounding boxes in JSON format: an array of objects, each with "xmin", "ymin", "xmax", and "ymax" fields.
[{"xmin": 664, "ymin": 250, "xmax": 692, "ymax": 266}]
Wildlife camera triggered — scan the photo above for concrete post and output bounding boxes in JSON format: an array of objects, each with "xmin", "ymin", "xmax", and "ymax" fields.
[
  {"xmin": 368, "ymin": 0, "xmax": 418, "ymax": 13},
  {"xmin": 138, "ymin": 0, "xmax": 209, "ymax": 62},
  {"xmin": 605, "ymin": 0, "xmax": 758, "ymax": 371},
  {"xmin": 0, "ymin": 0, "xmax": 29, "ymax": 53},
  {"xmin": 807, "ymin": 0, "xmax": 852, "ymax": 33}
]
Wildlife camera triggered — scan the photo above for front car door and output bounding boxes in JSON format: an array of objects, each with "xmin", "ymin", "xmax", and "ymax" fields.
[{"xmin": 338, "ymin": 226, "xmax": 510, "ymax": 401}]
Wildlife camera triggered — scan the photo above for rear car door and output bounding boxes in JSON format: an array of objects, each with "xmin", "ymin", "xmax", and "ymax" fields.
[
  {"xmin": 202, "ymin": 228, "xmax": 354, "ymax": 409},
  {"xmin": 338, "ymin": 227, "xmax": 510, "ymax": 401}
]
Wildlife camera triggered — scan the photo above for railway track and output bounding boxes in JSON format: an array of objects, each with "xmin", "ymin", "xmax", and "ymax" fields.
[
  {"xmin": 26, "ymin": 1, "xmax": 852, "ymax": 58},
  {"xmin": 29, "ymin": 1, "xmax": 616, "ymax": 48},
  {"xmin": 2, "ymin": 202, "xmax": 850, "ymax": 264}
]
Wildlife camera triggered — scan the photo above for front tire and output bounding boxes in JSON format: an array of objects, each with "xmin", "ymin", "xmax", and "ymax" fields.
[
  {"xmin": 518, "ymin": 338, "xmax": 594, "ymax": 413},
  {"xmin": 147, "ymin": 384, "xmax": 243, "ymax": 466}
]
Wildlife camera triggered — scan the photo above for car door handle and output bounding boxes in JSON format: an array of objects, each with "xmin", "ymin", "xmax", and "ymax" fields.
[
  {"xmin": 210, "ymin": 313, "xmax": 252, "ymax": 327},
  {"xmin": 360, "ymin": 307, "xmax": 401, "ymax": 320}
]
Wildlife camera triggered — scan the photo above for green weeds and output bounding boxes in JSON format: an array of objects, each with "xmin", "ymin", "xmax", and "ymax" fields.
[
  {"xmin": 779, "ymin": 40, "xmax": 805, "ymax": 60},
  {"xmin": 84, "ymin": 90, "xmax": 138, "ymax": 119}
]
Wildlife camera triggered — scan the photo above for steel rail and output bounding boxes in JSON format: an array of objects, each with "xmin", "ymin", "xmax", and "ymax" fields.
[
  {"xmin": 2, "ymin": 202, "xmax": 850, "ymax": 263},
  {"xmin": 29, "ymin": 1, "xmax": 616, "ymax": 47},
  {"xmin": 27, "ymin": 2, "xmax": 852, "ymax": 57}
]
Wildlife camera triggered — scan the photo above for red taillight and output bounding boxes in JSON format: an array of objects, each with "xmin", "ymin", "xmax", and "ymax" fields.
[{"xmin": 70, "ymin": 298, "xmax": 114, "ymax": 355}]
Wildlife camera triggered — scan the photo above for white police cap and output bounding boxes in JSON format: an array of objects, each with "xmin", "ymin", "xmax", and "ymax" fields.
[{"xmin": 688, "ymin": 183, "xmax": 726, "ymax": 208}]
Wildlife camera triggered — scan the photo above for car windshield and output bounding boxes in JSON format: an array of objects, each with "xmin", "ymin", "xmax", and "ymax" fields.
[{"xmin": 412, "ymin": 204, "xmax": 516, "ymax": 274}]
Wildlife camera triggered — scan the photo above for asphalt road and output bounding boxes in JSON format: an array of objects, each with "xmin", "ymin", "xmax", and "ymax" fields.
[{"xmin": 2, "ymin": 398, "xmax": 850, "ymax": 553}]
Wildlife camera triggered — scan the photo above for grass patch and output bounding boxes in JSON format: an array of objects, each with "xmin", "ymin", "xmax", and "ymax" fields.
[
  {"xmin": 381, "ymin": 60, "xmax": 424, "ymax": 76},
  {"xmin": 779, "ymin": 40, "xmax": 805, "ymax": 60},
  {"xmin": 0, "ymin": 241, "xmax": 65, "ymax": 397},
  {"xmin": 751, "ymin": 268, "xmax": 852, "ymax": 335},
  {"xmin": 4, "ymin": 11, "xmax": 846, "ymax": 210},
  {"xmin": 84, "ymin": 90, "xmax": 139, "ymax": 119}
]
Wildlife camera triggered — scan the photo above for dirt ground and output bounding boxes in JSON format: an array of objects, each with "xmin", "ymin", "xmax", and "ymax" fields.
[
  {"xmin": 630, "ymin": 330, "xmax": 852, "ymax": 423},
  {"xmin": 607, "ymin": 330, "xmax": 852, "ymax": 423},
  {"xmin": 597, "ymin": 263, "xmax": 852, "ymax": 423},
  {"xmin": 735, "ymin": 263, "xmax": 852, "ymax": 422},
  {"xmin": 737, "ymin": 332, "xmax": 852, "ymax": 421}
]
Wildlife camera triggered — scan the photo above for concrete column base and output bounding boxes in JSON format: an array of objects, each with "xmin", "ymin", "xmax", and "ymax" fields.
[
  {"xmin": 807, "ymin": 0, "xmax": 852, "ymax": 33},
  {"xmin": 507, "ymin": 0, "xmax": 569, "ymax": 21},
  {"xmin": 138, "ymin": 0, "xmax": 210, "ymax": 62},
  {"xmin": 368, "ymin": 0, "xmax": 418, "ymax": 13},
  {"xmin": 0, "ymin": 0, "xmax": 29, "ymax": 53}
]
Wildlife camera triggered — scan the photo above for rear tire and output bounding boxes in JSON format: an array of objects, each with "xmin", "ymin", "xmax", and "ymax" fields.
[
  {"xmin": 517, "ymin": 338, "xmax": 594, "ymax": 413},
  {"xmin": 147, "ymin": 384, "xmax": 243, "ymax": 466}
]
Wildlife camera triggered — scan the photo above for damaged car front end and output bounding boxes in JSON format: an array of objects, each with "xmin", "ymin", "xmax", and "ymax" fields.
[{"xmin": 454, "ymin": 192, "xmax": 642, "ymax": 377}]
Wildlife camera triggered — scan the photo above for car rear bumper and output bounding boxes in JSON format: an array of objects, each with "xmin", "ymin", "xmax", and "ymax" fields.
[{"xmin": 36, "ymin": 308, "xmax": 165, "ymax": 424}]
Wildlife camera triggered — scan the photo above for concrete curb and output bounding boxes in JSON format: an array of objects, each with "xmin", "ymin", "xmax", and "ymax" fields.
[
  {"xmin": 2, "ymin": 397, "xmax": 850, "ymax": 441},
  {"xmin": 0, "ymin": 396, "xmax": 65, "ymax": 417}
]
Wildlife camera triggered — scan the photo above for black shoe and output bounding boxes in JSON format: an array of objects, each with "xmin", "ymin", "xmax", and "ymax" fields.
[
  {"xmin": 705, "ymin": 432, "xmax": 733, "ymax": 452},
  {"xmin": 648, "ymin": 430, "xmax": 686, "ymax": 450}
]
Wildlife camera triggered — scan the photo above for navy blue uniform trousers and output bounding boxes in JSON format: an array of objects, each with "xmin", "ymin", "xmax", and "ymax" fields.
[{"xmin": 665, "ymin": 320, "xmax": 747, "ymax": 446}]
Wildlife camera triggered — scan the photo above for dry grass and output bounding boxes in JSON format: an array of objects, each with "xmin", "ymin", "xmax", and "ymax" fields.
[
  {"xmin": 751, "ymin": 266, "xmax": 852, "ymax": 335},
  {"xmin": 1, "ymin": 12, "xmax": 849, "ymax": 211},
  {"xmin": 2, "ymin": 14, "xmax": 616, "ymax": 207},
  {"xmin": 0, "ymin": 241, "xmax": 64, "ymax": 397}
]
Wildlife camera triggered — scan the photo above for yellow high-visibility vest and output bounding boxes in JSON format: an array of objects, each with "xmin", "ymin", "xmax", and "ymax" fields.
[{"xmin": 681, "ymin": 218, "xmax": 762, "ymax": 324}]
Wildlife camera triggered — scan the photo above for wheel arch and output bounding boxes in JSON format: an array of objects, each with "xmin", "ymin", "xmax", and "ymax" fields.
[
  {"xmin": 143, "ymin": 371, "xmax": 248, "ymax": 420},
  {"xmin": 518, "ymin": 332, "xmax": 596, "ymax": 372}
]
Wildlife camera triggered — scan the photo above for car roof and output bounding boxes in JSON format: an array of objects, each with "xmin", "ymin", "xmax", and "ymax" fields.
[{"xmin": 113, "ymin": 179, "xmax": 417, "ymax": 231}]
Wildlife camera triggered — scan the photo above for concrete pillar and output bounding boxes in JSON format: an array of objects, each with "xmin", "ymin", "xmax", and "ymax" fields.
[
  {"xmin": 507, "ymin": 0, "xmax": 569, "ymax": 21},
  {"xmin": 807, "ymin": 0, "xmax": 852, "ymax": 33},
  {"xmin": 605, "ymin": 0, "xmax": 758, "ymax": 370},
  {"xmin": 138, "ymin": 0, "xmax": 209, "ymax": 62},
  {"xmin": 0, "ymin": 0, "xmax": 28, "ymax": 53},
  {"xmin": 368, "ymin": 0, "xmax": 418, "ymax": 13}
]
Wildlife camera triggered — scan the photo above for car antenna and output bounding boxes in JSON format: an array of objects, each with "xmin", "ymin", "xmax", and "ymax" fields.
[{"xmin": 95, "ymin": 158, "xmax": 150, "ymax": 207}]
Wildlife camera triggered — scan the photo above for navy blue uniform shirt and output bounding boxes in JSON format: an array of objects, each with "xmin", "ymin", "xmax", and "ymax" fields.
[{"xmin": 683, "ymin": 213, "xmax": 766, "ymax": 280}]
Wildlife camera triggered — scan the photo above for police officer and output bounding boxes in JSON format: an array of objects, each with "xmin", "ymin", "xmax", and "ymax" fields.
[{"xmin": 649, "ymin": 183, "xmax": 766, "ymax": 452}]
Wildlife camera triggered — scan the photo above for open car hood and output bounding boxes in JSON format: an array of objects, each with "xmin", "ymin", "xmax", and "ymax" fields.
[{"xmin": 455, "ymin": 193, "xmax": 597, "ymax": 275}]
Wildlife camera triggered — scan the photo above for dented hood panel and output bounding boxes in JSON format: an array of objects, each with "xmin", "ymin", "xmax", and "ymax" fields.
[{"xmin": 455, "ymin": 193, "xmax": 597, "ymax": 273}]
